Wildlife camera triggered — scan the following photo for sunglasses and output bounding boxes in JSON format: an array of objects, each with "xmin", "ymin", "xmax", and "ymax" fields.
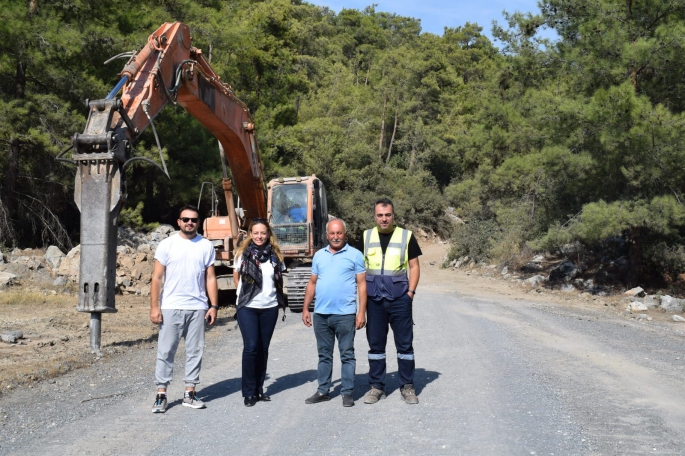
[
  {"xmin": 252, "ymin": 218, "xmax": 268, "ymax": 224},
  {"xmin": 180, "ymin": 217, "xmax": 198, "ymax": 223}
]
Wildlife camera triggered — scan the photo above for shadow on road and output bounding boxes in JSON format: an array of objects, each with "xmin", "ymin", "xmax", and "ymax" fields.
[
  {"xmin": 264, "ymin": 369, "xmax": 317, "ymax": 396},
  {"xmin": 202, "ymin": 369, "xmax": 318, "ymax": 403},
  {"xmin": 330, "ymin": 367, "xmax": 441, "ymax": 400},
  {"xmin": 201, "ymin": 377, "xmax": 242, "ymax": 403},
  {"xmin": 201, "ymin": 367, "xmax": 439, "ymax": 403}
]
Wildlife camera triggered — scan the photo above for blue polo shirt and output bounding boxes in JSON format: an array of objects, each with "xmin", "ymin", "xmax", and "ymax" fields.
[{"xmin": 312, "ymin": 243, "xmax": 365, "ymax": 315}]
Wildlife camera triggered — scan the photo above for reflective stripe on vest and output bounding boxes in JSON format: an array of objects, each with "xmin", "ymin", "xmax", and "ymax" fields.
[{"xmin": 363, "ymin": 227, "xmax": 410, "ymax": 277}]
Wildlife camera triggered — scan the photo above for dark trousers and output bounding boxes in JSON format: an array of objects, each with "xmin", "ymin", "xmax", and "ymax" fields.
[
  {"xmin": 313, "ymin": 313, "xmax": 356, "ymax": 396},
  {"xmin": 366, "ymin": 294, "xmax": 415, "ymax": 390},
  {"xmin": 236, "ymin": 306, "xmax": 279, "ymax": 397}
]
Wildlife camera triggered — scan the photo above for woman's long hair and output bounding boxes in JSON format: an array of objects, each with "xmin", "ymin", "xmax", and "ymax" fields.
[{"xmin": 234, "ymin": 219, "xmax": 284, "ymax": 262}]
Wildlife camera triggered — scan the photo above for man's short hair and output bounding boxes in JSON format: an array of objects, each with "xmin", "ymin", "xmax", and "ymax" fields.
[
  {"xmin": 373, "ymin": 198, "xmax": 394, "ymax": 213},
  {"xmin": 178, "ymin": 205, "xmax": 200, "ymax": 218},
  {"xmin": 326, "ymin": 218, "xmax": 347, "ymax": 233}
]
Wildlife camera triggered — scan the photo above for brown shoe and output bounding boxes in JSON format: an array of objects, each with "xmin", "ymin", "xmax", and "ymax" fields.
[
  {"xmin": 400, "ymin": 384, "xmax": 419, "ymax": 404},
  {"xmin": 363, "ymin": 387, "xmax": 386, "ymax": 404}
]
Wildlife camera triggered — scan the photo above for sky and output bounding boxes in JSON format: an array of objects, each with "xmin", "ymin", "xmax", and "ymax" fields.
[{"xmin": 305, "ymin": 0, "xmax": 557, "ymax": 43}]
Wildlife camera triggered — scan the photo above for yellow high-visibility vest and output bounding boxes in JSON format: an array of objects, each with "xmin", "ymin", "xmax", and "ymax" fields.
[{"xmin": 363, "ymin": 227, "xmax": 410, "ymax": 276}]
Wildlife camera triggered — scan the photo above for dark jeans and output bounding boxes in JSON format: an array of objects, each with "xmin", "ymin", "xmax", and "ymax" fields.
[
  {"xmin": 366, "ymin": 294, "xmax": 415, "ymax": 390},
  {"xmin": 313, "ymin": 313, "xmax": 356, "ymax": 396},
  {"xmin": 236, "ymin": 305, "xmax": 279, "ymax": 397}
]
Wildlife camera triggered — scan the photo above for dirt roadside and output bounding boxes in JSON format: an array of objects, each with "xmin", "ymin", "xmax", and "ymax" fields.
[{"xmin": 0, "ymin": 239, "xmax": 681, "ymax": 392}]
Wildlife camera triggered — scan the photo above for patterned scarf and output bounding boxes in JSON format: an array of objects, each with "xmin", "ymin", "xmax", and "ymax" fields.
[{"xmin": 237, "ymin": 241, "xmax": 287, "ymax": 313}]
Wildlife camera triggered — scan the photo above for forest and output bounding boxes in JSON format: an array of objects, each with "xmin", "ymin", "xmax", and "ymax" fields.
[{"xmin": 2, "ymin": 0, "xmax": 685, "ymax": 287}]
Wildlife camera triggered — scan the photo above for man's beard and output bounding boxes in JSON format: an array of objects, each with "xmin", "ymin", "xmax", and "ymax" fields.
[{"xmin": 180, "ymin": 226, "xmax": 197, "ymax": 236}]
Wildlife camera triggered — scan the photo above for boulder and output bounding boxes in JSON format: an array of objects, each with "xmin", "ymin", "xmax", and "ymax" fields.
[
  {"xmin": 2, "ymin": 330, "xmax": 23, "ymax": 339},
  {"xmin": 660, "ymin": 295, "xmax": 683, "ymax": 312},
  {"xmin": 45, "ymin": 245, "xmax": 66, "ymax": 270},
  {"xmin": 501, "ymin": 266, "xmax": 508, "ymax": 275},
  {"xmin": 643, "ymin": 295, "xmax": 658, "ymax": 308},
  {"xmin": 522, "ymin": 262, "xmax": 542, "ymax": 273},
  {"xmin": 154, "ymin": 224, "xmax": 175, "ymax": 236},
  {"xmin": 525, "ymin": 275, "xmax": 547, "ymax": 287},
  {"xmin": 1, "ymin": 334, "xmax": 17, "ymax": 344},
  {"xmin": 560, "ymin": 283, "xmax": 575, "ymax": 293},
  {"xmin": 57, "ymin": 245, "xmax": 80, "ymax": 280},
  {"xmin": 53, "ymin": 276, "xmax": 68, "ymax": 286},
  {"xmin": 549, "ymin": 260, "xmax": 580, "ymax": 283},
  {"xmin": 672, "ymin": 315, "xmax": 685, "ymax": 323},
  {"xmin": 628, "ymin": 302, "xmax": 648, "ymax": 312},
  {"xmin": 0, "ymin": 272, "xmax": 17, "ymax": 286},
  {"xmin": 12, "ymin": 256, "xmax": 41, "ymax": 270},
  {"xmin": 118, "ymin": 254, "xmax": 135, "ymax": 271},
  {"xmin": 624, "ymin": 286, "xmax": 645, "ymax": 297}
]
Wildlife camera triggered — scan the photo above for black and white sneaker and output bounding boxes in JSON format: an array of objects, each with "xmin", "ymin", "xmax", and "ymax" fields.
[
  {"xmin": 152, "ymin": 394, "xmax": 167, "ymax": 413},
  {"xmin": 183, "ymin": 390, "xmax": 206, "ymax": 409}
]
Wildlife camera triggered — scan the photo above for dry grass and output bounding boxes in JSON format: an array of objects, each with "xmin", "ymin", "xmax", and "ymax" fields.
[{"xmin": 0, "ymin": 291, "xmax": 75, "ymax": 307}]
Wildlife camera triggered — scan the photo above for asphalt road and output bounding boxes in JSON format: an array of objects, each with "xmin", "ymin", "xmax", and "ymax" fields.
[{"xmin": 3, "ymin": 289, "xmax": 685, "ymax": 455}]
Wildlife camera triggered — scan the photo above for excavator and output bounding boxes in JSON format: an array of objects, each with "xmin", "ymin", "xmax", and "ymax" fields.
[{"xmin": 61, "ymin": 22, "xmax": 326, "ymax": 354}]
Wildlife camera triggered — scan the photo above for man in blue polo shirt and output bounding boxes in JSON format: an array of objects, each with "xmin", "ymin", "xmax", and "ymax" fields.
[{"xmin": 302, "ymin": 218, "xmax": 366, "ymax": 407}]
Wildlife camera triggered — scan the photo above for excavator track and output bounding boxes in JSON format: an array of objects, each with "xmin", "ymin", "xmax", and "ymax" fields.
[{"xmin": 284, "ymin": 265, "xmax": 314, "ymax": 312}]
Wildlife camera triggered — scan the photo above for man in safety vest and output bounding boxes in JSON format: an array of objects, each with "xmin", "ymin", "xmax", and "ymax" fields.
[{"xmin": 356, "ymin": 198, "xmax": 422, "ymax": 405}]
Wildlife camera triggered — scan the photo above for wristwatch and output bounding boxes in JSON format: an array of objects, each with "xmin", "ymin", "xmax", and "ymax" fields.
[
  {"xmin": 408, "ymin": 290, "xmax": 416, "ymax": 294},
  {"xmin": 209, "ymin": 305, "xmax": 219, "ymax": 310}
]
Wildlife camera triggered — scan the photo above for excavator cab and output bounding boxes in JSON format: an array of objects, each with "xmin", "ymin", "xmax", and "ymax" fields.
[
  {"xmin": 267, "ymin": 175, "xmax": 328, "ymax": 311},
  {"xmin": 267, "ymin": 175, "xmax": 328, "ymax": 257}
]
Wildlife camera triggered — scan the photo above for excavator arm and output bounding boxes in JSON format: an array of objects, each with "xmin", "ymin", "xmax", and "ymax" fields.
[
  {"xmin": 116, "ymin": 22, "xmax": 266, "ymax": 219},
  {"xmin": 68, "ymin": 22, "xmax": 266, "ymax": 353}
]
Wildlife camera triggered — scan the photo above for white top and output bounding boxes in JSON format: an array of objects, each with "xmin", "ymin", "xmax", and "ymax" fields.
[
  {"xmin": 154, "ymin": 233, "xmax": 216, "ymax": 310},
  {"xmin": 235, "ymin": 254, "xmax": 284, "ymax": 309}
]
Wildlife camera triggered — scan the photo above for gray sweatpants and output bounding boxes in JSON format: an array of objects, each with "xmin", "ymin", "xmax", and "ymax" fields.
[{"xmin": 155, "ymin": 309, "xmax": 206, "ymax": 388}]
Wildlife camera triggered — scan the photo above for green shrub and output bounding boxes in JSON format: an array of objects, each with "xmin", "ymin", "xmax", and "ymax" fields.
[
  {"xmin": 445, "ymin": 217, "xmax": 500, "ymax": 264},
  {"xmin": 119, "ymin": 203, "xmax": 159, "ymax": 232}
]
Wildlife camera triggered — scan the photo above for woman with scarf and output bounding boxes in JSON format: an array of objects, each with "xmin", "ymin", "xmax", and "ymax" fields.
[{"xmin": 233, "ymin": 218, "xmax": 287, "ymax": 407}]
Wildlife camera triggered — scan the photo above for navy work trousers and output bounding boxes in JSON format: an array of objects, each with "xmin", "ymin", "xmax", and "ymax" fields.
[
  {"xmin": 236, "ymin": 305, "xmax": 279, "ymax": 397},
  {"xmin": 366, "ymin": 293, "xmax": 415, "ymax": 390}
]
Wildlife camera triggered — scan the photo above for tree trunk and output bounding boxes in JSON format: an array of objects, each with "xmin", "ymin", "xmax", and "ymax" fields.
[
  {"xmin": 4, "ymin": 137, "xmax": 20, "ymax": 220},
  {"xmin": 627, "ymin": 226, "xmax": 641, "ymax": 287},
  {"xmin": 378, "ymin": 96, "xmax": 387, "ymax": 159},
  {"xmin": 385, "ymin": 106, "xmax": 398, "ymax": 164}
]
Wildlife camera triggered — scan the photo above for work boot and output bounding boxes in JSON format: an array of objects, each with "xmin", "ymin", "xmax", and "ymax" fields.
[
  {"xmin": 400, "ymin": 384, "xmax": 419, "ymax": 404},
  {"xmin": 363, "ymin": 387, "xmax": 386, "ymax": 404}
]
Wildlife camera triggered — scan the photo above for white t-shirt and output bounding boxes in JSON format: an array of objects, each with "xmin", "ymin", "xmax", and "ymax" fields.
[
  {"xmin": 154, "ymin": 233, "xmax": 216, "ymax": 310},
  {"xmin": 235, "ymin": 254, "xmax": 285, "ymax": 309}
]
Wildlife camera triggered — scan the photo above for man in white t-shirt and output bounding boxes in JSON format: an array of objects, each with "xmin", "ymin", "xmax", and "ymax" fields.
[{"xmin": 150, "ymin": 205, "xmax": 218, "ymax": 413}]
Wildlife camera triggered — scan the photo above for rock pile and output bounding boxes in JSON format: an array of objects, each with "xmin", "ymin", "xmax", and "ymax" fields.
[
  {"xmin": 0, "ymin": 224, "xmax": 177, "ymax": 296},
  {"xmin": 444, "ymin": 253, "xmax": 685, "ymax": 314}
]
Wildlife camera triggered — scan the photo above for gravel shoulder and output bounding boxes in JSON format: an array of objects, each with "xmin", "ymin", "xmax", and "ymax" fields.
[{"xmin": 2, "ymin": 240, "xmax": 685, "ymax": 455}]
